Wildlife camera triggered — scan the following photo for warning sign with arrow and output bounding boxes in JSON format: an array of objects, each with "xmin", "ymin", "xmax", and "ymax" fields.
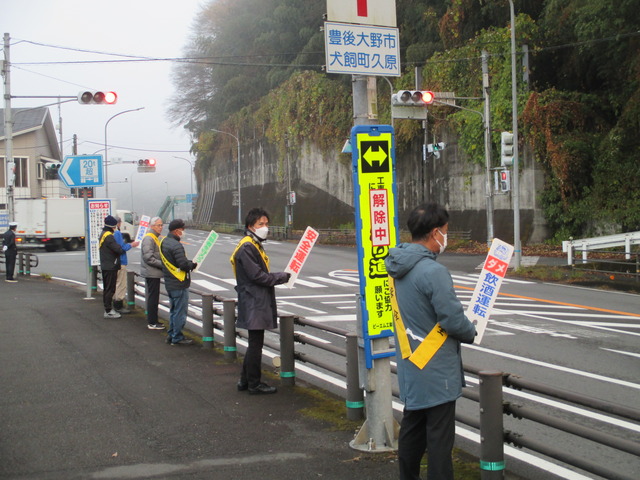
[{"xmin": 352, "ymin": 125, "xmax": 399, "ymax": 359}]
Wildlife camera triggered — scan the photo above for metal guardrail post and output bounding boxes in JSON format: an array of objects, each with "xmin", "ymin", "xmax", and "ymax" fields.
[
  {"xmin": 479, "ymin": 371, "xmax": 505, "ymax": 479},
  {"xmin": 279, "ymin": 315, "xmax": 296, "ymax": 386},
  {"xmin": 201, "ymin": 293, "xmax": 214, "ymax": 348},
  {"xmin": 91, "ymin": 267, "xmax": 98, "ymax": 294},
  {"xmin": 222, "ymin": 299, "xmax": 237, "ymax": 361},
  {"xmin": 346, "ymin": 332, "xmax": 364, "ymax": 420},
  {"xmin": 126, "ymin": 271, "xmax": 136, "ymax": 311},
  {"xmin": 24, "ymin": 253, "xmax": 32, "ymax": 275},
  {"xmin": 17, "ymin": 252, "xmax": 24, "ymax": 275}
]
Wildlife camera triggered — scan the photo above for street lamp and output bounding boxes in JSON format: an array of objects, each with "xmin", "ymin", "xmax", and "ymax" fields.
[
  {"xmin": 174, "ymin": 156, "xmax": 195, "ymax": 220},
  {"xmin": 104, "ymin": 107, "xmax": 144, "ymax": 197},
  {"xmin": 508, "ymin": 0, "xmax": 521, "ymax": 269},
  {"xmin": 210, "ymin": 129, "xmax": 241, "ymax": 225}
]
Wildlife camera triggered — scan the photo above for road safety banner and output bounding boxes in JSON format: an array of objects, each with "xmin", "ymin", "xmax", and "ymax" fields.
[
  {"xmin": 134, "ymin": 215, "xmax": 151, "ymax": 245},
  {"xmin": 86, "ymin": 199, "xmax": 112, "ymax": 266},
  {"xmin": 284, "ymin": 226, "xmax": 319, "ymax": 288},
  {"xmin": 192, "ymin": 230, "xmax": 219, "ymax": 272},
  {"xmin": 466, "ymin": 238, "xmax": 514, "ymax": 343}
]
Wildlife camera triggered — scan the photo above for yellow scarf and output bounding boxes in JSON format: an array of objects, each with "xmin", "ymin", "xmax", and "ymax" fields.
[{"xmin": 230, "ymin": 235, "xmax": 270, "ymax": 276}]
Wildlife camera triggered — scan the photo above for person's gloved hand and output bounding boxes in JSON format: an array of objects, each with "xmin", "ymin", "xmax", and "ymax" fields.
[
  {"xmin": 285, "ymin": 273, "xmax": 292, "ymax": 282},
  {"xmin": 2, "ymin": 245, "xmax": 7, "ymax": 252}
]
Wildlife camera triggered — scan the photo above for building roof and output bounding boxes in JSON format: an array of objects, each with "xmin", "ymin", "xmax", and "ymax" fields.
[{"xmin": 0, "ymin": 107, "xmax": 61, "ymax": 160}]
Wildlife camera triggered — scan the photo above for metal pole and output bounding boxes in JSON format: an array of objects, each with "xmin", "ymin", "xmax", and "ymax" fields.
[
  {"xmin": 104, "ymin": 107, "xmax": 144, "ymax": 198},
  {"xmin": 509, "ymin": 0, "xmax": 521, "ymax": 268},
  {"xmin": 24, "ymin": 252, "xmax": 31, "ymax": 276},
  {"xmin": 222, "ymin": 299, "xmax": 237, "ymax": 361},
  {"xmin": 3, "ymin": 33, "xmax": 15, "ymax": 221},
  {"xmin": 279, "ymin": 315, "xmax": 296, "ymax": 386},
  {"xmin": 346, "ymin": 332, "xmax": 364, "ymax": 421},
  {"xmin": 479, "ymin": 371, "xmax": 505, "ymax": 479},
  {"xmin": 482, "ymin": 50, "xmax": 495, "ymax": 244},
  {"xmin": 201, "ymin": 293, "xmax": 214, "ymax": 348},
  {"xmin": 126, "ymin": 270, "xmax": 136, "ymax": 311}
]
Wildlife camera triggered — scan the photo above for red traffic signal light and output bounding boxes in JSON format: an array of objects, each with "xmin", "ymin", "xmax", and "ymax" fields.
[
  {"xmin": 137, "ymin": 158, "xmax": 157, "ymax": 172},
  {"xmin": 392, "ymin": 90, "xmax": 435, "ymax": 106},
  {"xmin": 77, "ymin": 91, "xmax": 118, "ymax": 105}
]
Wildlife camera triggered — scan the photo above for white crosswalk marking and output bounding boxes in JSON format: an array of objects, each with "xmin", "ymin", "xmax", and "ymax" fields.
[{"xmin": 191, "ymin": 279, "xmax": 227, "ymax": 292}]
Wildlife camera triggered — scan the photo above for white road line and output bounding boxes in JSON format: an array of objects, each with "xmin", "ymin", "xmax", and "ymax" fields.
[
  {"xmin": 601, "ymin": 347, "xmax": 640, "ymax": 358},
  {"xmin": 292, "ymin": 278, "xmax": 328, "ymax": 288},
  {"xmin": 309, "ymin": 276, "xmax": 358, "ymax": 287},
  {"xmin": 191, "ymin": 278, "xmax": 228, "ymax": 292},
  {"xmin": 306, "ymin": 314, "xmax": 356, "ymax": 322}
]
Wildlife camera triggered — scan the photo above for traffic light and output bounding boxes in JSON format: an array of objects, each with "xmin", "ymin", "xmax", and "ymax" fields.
[
  {"xmin": 499, "ymin": 169, "xmax": 511, "ymax": 192},
  {"xmin": 392, "ymin": 90, "xmax": 435, "ymax": 106},
  {"xmin": 137, "ymin": 158, "xmax": 157, "ymax": 173},
  {"xmin": 501, "ymin": 131, "xmax": 514, "ymax": 166},
  {"xmin": 77, "ymin": 91, "xmax": 118, "ymax": 105},
  {"xmin": 45, "ymin": 162, "xmax": 61, "ymax": 179}
]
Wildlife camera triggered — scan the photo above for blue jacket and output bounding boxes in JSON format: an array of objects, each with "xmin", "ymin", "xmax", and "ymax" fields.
[
  {"xmin": 384, "ymin": 243, "xmax": 476, "ymax": 410},
  {"xmin": 114, "ymin": 229, "xmax": 132, "ymax": 266}
]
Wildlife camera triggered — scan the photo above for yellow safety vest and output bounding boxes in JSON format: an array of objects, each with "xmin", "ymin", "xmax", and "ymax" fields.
[
  {"xmin": 99, "ymin": 230, "xmax": 113, "ymax": 248},
  {"xmin": 159, "ymin": 237, "xmax": 186, "ymax": 281},
  {"xmin": 144, "ymin": 231, "xmax": 162, "ymax": 248},
  {"xmin": 388, "ymin": 276, "xmax": 449, "ymax": 369},
  {"xmin": 230, "ymin": 235, "xmax": 270, "ymax": 276}
]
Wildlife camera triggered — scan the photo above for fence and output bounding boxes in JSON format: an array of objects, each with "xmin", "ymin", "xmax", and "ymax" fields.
[
  {"xmin": 0, "ymin": 251, "xmax": 39, "ymax": 276},
  {"xmin": 127, "ymin": 273, "xmax": 639, "ymax": 480}
]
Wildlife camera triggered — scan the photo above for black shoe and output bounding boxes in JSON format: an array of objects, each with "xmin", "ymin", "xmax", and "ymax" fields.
[
  {"xmin": 237, "ymin": 380, "xmax": 248, "ymax": 391},
  {"xmin": 248, "ymin": 383, "xmax": 277, "ymax": 395},
  {"xmin": 165, "ymin": 336, "xmax": 172, "ymax": 344},
  {"xmin": 148, "ymin": 323, "xmax": 165, "ymax": 330},
  {"xmin": 170, "ymin": 338, "xmax": 194, "ymax": 346}
]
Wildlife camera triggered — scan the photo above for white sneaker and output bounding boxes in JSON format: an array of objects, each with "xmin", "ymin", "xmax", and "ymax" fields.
[{"xmin": 104, "ymin": 309, "xmax": 122, "ymax": 319}]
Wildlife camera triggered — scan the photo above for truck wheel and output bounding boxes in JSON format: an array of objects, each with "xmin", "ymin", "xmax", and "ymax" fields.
[
  {"xmin": 44, "ymin": 244, "xmax": 58, "ymax": 252},
  {"xmin": 64, "ymin": 238, "xmax": 80, "ymax": 251}
]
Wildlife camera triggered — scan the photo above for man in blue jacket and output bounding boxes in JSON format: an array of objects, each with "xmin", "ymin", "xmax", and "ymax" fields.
[
  {"xmin": 113, "ymin": 217, "xmax": 139, "ymax": 314},
  {"xmin": 160, "ymin": 219, "xmax": 197, "ymax": 345},
  {"xmin": 385, "ymin": 203, "xmax": 476, "ymax": 480}
]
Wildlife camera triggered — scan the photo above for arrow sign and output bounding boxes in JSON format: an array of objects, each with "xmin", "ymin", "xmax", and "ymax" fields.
[{"xmin": 60, "ymin": 155, "xmax": 104, "ymax": 188}]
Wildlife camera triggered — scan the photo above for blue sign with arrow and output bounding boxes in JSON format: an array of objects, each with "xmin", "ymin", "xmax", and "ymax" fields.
[{"xmin": 60, "ymin": 155, "xmax": 104, "ymax": 188}]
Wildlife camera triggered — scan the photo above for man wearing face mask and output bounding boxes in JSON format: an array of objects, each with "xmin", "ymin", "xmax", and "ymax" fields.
[
  {"xmin": 230, "ymin": 207, "xmax": 290, "ymax": 395},
  {"xmin": 385, "ymin": 203, "xmax": 476, "ymax": 480},
  {"xmin": 160, "ymin": 219, "xmax": 197, "ymax": 345}
]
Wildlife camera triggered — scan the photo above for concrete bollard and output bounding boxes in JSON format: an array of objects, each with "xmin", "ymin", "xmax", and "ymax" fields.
[
  {"xmin": 278, "ymin": 315, "xmax": 295, "ymax": 386},
  {"xmin": 222, "ymin": 299, "xmax": 237, "ymax": 361},
  {"xmin": 479, "ymin": 371, "xmax": 506, "ymax": 479},
  {"xmin": 346, "ymin": 332, "xmax": 364, "ymax": 420},
  {"xmin": 201, "ymin": 293, "xmax": 214, "ymax": 348},
  {"xmin": 126, "ymin": 270, "xmax": 136, "ymax": 311}
]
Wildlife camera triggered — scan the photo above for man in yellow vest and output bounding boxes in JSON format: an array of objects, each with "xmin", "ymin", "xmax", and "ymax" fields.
[
  {"xmin": 160, "ymin": 219, "xmax": 197, "ymax": 345},
  {"xmin": 385, "ymin": 203, "xmax": 476, "ymax": 480},
  {"xmin": 99, "ymin": 215, "xmax": 125, "ymax": 319},
  {"xmin": 230, "ymin": 208, "xmax": 290, "ymax": 394}
]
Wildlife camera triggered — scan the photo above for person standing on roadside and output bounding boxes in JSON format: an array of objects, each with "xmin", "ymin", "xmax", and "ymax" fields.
[
  {"xmin": 113, "ymin": 217, "xmax": 139, "ymax": 314},
  {"xmin": 160, "ymin": 219, "xmax": 197, "ymax": 345},
  {"xmin": 230, "ymin": 207, "xmax": 290, "ymax": 395},
  {"xmin": 384, "ymin": 203, "xmax": 476, "ymax": 480},
  {"xmin": 99, "ymin": 215, "xmax": 125, "ymax": 319},
  {"xmin": 140, "ymin": 217, "xmax": 165, "ymax": 330},
  {"xmin": 2, "ymin": 221, "xmax": 18, "ymax": 283}
]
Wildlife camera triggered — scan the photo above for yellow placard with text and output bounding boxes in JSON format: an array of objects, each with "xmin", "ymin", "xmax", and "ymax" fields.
[{"xmin": 353, "ymin": 126, "xmax": 398, "ymax": 337}]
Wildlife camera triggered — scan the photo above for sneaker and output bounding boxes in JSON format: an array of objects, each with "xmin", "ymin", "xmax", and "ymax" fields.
[
  {"xmin": 5, "ymin": 279, "xmax": 17, "ymax": 283},
  {"xmin": 104, "ymin": 309, "xmax": 121, "ymax": 319},
  {"xmin": 170, "ymin": 338, "xmax": 195, "ymax": 346},
  {"xmin": 248, "ymin": 383, "xmax": 277, "ymax": 395},
  {"xmin": 237, "ymin": 380, "xmax": 249, "ymax": 391},
  {"xmin": 117, "ymin": 307, "xmax": 131, "ymax": 314},
  {"xmin": 147, "ymin": 323, "xmax": 165, "ymax": 330}
]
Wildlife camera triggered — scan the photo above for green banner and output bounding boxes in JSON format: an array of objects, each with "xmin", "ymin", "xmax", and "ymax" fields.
[{"xmin": 192, "ymin": 230, "xmax": 219, "ymax": 271}]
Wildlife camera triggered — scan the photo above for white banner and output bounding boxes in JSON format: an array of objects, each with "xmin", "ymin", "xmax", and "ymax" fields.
[
  {"xmin": 192, "ymin": 230, "xmax": 219, "ymax": 272},
  {"xmin": 466, "ymin": 238, "xmax": 514, "ymax": 344},
  {"xmin": 284, "ymin": 227, "xmax": 320, "ymax": 288},
  {"xmin": 134, "ymin": 215, "xmax": 151, "ymax": 245}
]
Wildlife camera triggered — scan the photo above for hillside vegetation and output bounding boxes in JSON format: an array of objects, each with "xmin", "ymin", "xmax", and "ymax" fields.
[{"xmin": 170, "ymin": 0, "xmax": 640, "ymax": 241}]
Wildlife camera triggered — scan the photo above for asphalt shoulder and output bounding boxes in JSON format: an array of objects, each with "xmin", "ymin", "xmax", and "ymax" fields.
[{"xmin": 0, "ymin": 276, "xmax": 398, "ymax": 480}]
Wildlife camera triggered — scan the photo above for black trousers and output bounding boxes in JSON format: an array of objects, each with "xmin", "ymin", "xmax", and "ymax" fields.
[
  {"xmin": 241, "ymin": 329, "xmax": 265, "ymax": 388},
  {"xmin": 398, "ymin": 401, "xmax": 456, "ymax": 480},
  {"xmin": 102, "ymin": 269, "xmax": 118, "ymax": 312},
  {"xmin": 145, "ymin": 277, "xmax": 161, "ymax": 324},
  {"xmin": 5, "ymin": 251, "xmax": 16, "ymax": 280}
]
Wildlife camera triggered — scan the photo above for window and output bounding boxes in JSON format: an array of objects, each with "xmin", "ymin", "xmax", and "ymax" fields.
[{"xmin": 0, "ymin": 157, "xmax": 29, "ymax": 188}]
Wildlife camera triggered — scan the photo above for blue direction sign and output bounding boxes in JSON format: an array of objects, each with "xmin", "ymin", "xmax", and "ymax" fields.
[{"xmin": 59, "ymin": 155, "xmax": 104, "ymax": 188}]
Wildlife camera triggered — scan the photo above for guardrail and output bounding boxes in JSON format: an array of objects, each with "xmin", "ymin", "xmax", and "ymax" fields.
[
  {"xmin": 0, "ymin": 251, "xmax": 39, "ymax": 276},
  {"xmin": 123, "ymin": 272, "xmax": 639, "ymax": 480},
  {"xmin": 562, "ymin": 231, "xmax": 640, "ymax": 264}
]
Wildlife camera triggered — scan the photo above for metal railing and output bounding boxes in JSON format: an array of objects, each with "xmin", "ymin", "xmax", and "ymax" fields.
[
  {"xmin": 562, "ymin": 231, "xmax": 640, "ymax": 264},
  {"xmin": 0, "ymin": 251, "xmax": 39, "ymax": 276},
  {"xmin": 125, "ymin": 273, "xmax": 639, "ymax": 480}
]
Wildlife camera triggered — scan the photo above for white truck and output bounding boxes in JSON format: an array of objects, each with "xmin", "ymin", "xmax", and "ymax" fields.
[{"xmin": 14, "ymin": 198, "xmax": 135, "ymax": 252}]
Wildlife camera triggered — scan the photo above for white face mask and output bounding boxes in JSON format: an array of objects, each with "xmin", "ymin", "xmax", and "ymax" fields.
[
  {"xmin": 435, "ymin": 229, "xmax": 448, "ymax": 254},
  {"xmin": 254, "ymin": 226, "xmax": 269, "ymax": 240}
]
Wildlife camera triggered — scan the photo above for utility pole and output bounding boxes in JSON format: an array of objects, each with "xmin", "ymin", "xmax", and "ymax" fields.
[
  {"xmin": 509, "ymin": 0, "xmax": 522, "ymax": 268},
  {"xmin": 482, "ymin": 50, "xmax": 495, "ymax": 244},
  {"xmin": 3, "ymin": 32, "xmax": 15, "ymax": 221}
]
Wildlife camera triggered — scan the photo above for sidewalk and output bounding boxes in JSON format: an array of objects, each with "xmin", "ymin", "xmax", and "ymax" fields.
[{"xmin": 0, "ymin": 277, "xmax": 399, "ymax": 480}]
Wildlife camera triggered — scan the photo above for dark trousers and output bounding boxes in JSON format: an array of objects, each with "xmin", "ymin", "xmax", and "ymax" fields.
[
  {"xmin": 398, "ymin": 401, "xmax": 456, "ymax": 480},
  {"xmin": 145, "ymin": 277, "xmax": 161, "ymax": 324},
  {"xmin": 241, "ymin": 329, "xmax": 265, "ymax": 388},
  {"xmin": 102, "ymin": 269, "xmax": 118, "ymax": 312},
  {"xmin": 5, "ymin": 251, "xmax": 16, "ymax": 280}
]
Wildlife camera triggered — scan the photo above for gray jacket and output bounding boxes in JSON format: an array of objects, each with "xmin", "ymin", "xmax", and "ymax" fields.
[
  {"xmin": 140, "ymin": 231, "xmax": 163, "ymax": 278},
  {"xmin": 384, "ymin": 242, "xmax": 476, "ymax": 410}
]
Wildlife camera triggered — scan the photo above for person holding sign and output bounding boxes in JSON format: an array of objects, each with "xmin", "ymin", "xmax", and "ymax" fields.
[
  {"xmin": 384, "ymin": 203, "xmax": 476, "ymax": 480},
  {"xmin": 230, "ymin": 208, "xmax": 290, "ymax": 395},
  {"xmin": 160, "ymin": 219, "xmax": 197, "ymax": 345}
]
